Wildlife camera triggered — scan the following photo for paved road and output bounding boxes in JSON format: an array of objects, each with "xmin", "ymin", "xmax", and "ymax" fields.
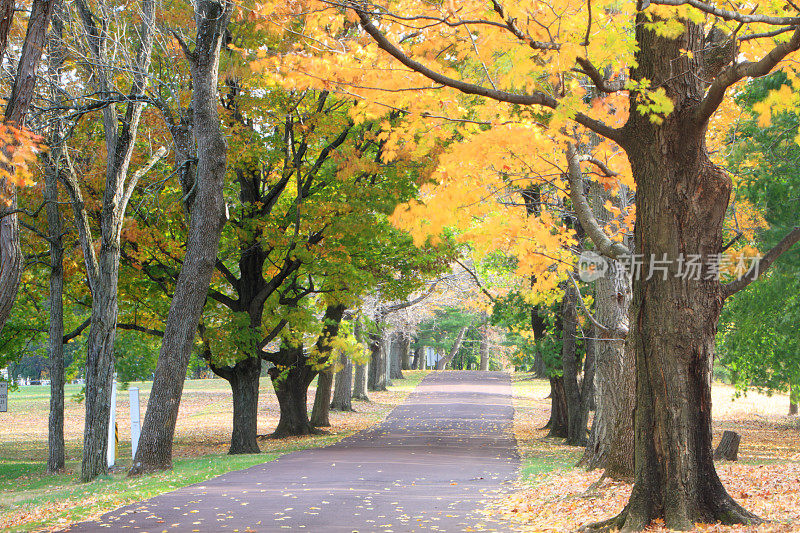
[{"xmin": 65, "ymin": 371, "xmax": 519, "ymax": 532}]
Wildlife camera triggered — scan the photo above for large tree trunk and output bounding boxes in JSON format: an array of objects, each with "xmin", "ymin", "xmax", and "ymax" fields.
[
  {"xmin": 545, "ymin": 376, "xmax": 568, "ymax": 438},
  {"xmin": 0, "ymin": 0, "xmax": 57, "ymax": 336},
  {"xmin": 213, "ymin": 357, "xmax": 261, "ymax": 454},
  {"xmin": 330, "ymin": 351, "xmax": 353, "ymax": 411},
  {"xmin": 401, "ymin": 336, "xmax": 412, "ymax": 370},
  {"xmin": 390, "ymin": 333, "xmax": 406, "ymax": 380},
  {"xmin": 580, "ymin": 180, "xmax": 635, "ymax": 480},
  {"xmin": 310, "ymin": 369, "xmax": 333, "ymax": 427},
  {"xmin": 353, "ymin": 363, "xmax": 369, "ymax": 401},
  {"xmin": 270, "ymin": 354, "xmax": 314, "ymax": 438},
  {"xmin": 595, "ymin": 18, "xmax": 759, "ymax": 531},
  {"xmin": 436, "ymin": 325, "xmax": 468, "ymax": 370},
  {"xmin": 129, "ymin": 0, "xmax": 232, "ymax": 476},
  {"xmin": 411, "ymin": 346, "xmax": 422, "ymax": 369},
  {"xmin": 270, "ymin": 305, "xmax": 345, "ymax": 437},
  {"xmin": 368, "ymin": 332, "xmax": 387, "ymax": 391},
  {"xmin": 45, "ymin": 142, "xmax": 65, "ymax": 474},
  {"xmin": 531, "ymin": 305, "xmax": 548, "ymax": 377},
  {"xmin": 561, "ymin": 284, "xmax": 588, "ymax": 446}
]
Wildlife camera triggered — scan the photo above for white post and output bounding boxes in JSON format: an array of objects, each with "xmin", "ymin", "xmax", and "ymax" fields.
[
  {"xmin": 107, "ymin": 375, "xmax": 117, "ymax": 468},
  {"xmin": 129, "ymin": 387, "xmax": 141, "ymax": 459}
]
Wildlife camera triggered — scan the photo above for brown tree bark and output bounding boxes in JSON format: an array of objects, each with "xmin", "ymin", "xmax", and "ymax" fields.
[
  {"xmin": 352, "ymin": 362, "xmax": 369, "ymax": 401},
  {"xmin": 44, "ymin": 5, "xmax": 67, "ymax": 475},
  {"xmin": 545, "ymin": 376, "xmax": 568, "ymax": 438},
  {"xmin": 330, "ymin": 350, "xmax": 353, "ymax": 411},
  {"xmin": 212, "ymin": 357, "xmax": 261, "ymax": 454},
  {"xmin": 561, "ymin": 284, "xmax": 589, "ymax": 446},
  {"xmin": 583, "ymin": 19, "xmax": 773, "ymax": 530},
  {"xmin": 368, "ymin": 330, "xmax": 387, "ymax": 391},
  {"xmin": 270, "ymin": 305, "xmax": 345, "ymax": 437},
  {"xmin": 411, "ymin": 346, "xmax": 423, "ymax": 369},
  {"xmin": 0, "ymin": 0, "xmax": 57, "ymax": 336},
  {"xmin": 390, "ymin": 332, "xmax": 406, "ymax": 380},
  {"xmin": 401, "ymin": 335, "xmax": 412, "ymax": 370},
  {"xmin": 45, "ymin": 141, "xmax": 65, "ymax": 474},
  {"xmin": 310, "ymin": 369, "xmax": 333, "ymax": 427},
  {"xmin": 580, "ymin": 182, "xmax": 635, "ymax": 480},
  {"xmin": 129, "ymin": 0, "xmax": 232, "ymax": 476},
  {"xmin": 75, "ymin": 0, "xmax": 157, "ymax": 482}
]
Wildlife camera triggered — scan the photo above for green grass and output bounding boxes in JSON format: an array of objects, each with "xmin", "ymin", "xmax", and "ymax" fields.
[
  {"xmin": 510, "ymin": 373, "xmax": 584, "ymax": 482},
  {"xmin": 0, "ymin": 437, "xmax": 350, "ymax": 532}
]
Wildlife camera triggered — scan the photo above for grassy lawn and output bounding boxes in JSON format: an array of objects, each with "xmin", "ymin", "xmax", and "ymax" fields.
[
  {"xmin": 500, "ymin": 373, "xmax": 800, "ymax": 532},
  {"xmin": 0, "ymin": 370, "xmax": 430, "ymax": 532}
]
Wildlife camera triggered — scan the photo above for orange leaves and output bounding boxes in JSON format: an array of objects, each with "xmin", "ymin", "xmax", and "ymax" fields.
[{"xmin": 0, "ymin": 121, "xmax": 44, "ymax": 204}]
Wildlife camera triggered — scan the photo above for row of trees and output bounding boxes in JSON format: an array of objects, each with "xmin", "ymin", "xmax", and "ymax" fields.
[
  {"xmin": 1, "ymin": 0, "xmax": 800, "ymax": 531},
  {"xmin": 263, "ymin": 1, "xmax": 800, "ymax": 531}
]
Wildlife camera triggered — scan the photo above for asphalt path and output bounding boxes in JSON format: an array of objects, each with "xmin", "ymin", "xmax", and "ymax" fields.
[{"xmin": 64, "ymin": 370, "xmax": 519, "ymax": 532}]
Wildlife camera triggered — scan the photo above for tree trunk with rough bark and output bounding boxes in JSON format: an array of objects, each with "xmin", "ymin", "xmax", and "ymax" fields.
[
  {"xmin": 0, "ymin": 0, "xmax": 57, "ymax": 336},
  {"xmin": 330, "ymin": 351, "xmax": 353, "ymax": 411},
  {"xmin": 45, "ymin": 141, "xmax": 65, "ymax": 474},
  {"xmin": 590, "ymin": 18, "xmax": 764, "ymax": 531},
  {"xmin": 270, "ymin": 355, "xmax": 314, "ymax": 438},
  {"xmin": 129, "ymin": 0, "xmax": 231, "ymax": 476},
  {"xmin": 390, "ymin": 333, "xmax": 406, "ymax": 380},
  {"xmin": 545, "ymin": 376, "xmax": 568, "ymax": 438},
  {"xmin": 78, "ymin": 0, "xmax": 157, "ymax": 482},
  {"xmin": 531, "ymin": 305, "xmax": 548, "ymax": 377},
  {"xmin": 561, "ymin": 284, "xmax": 588, "ymax": 446},
  {"xmin": 270, "ymin": 305, "xmax": 345, "ymax": 437},
  {"xmin": 412, "ymin": 346, "xmax": 422, "ymax": 369},
  {"xmin": 401, "ymin": 336, "xmax": 412, "ymax": 370},
  {"xmin": 368, "ymin": 331, "xmax": 387, "ymax": 391},
  {"xmin": 580, "ymin": 181, "xmax": 635, "ymax": 480},
  {"xmin": 213, "ymin": 357, "xmax": 261, "ymax": 454},
  {"xmin": 310, "ymin": 369, "xmax": 333, "ymax": 427},
  {"xmin": 353, "ymin": 363, "xmax": 369, "ymax": 401},
  {"xmin": 479, "ymin": 326, "xmax": 489, "ymax": 371}
]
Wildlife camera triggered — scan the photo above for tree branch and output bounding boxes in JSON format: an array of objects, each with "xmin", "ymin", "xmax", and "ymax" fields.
[
  {"xmin": 354, "ymin": 9, "xmax": 624, "ymax": 144},
  {"xmin": 650, "ymin": 0, "xmax": 800, "ymax": 25},
  {"xmin": 63, "ymin": 317, "xmax": 90, "ymax": 343},
  {"xmin": 454, "ymin": 258, "xmax": 496, "ymax": 303},
  {"xmin": 697, "ymin": 26, "xmax": 800, "ymax": 124},
  {"xmin": 567, "ymin": 273, "xmax": 628, "ymax": 339},
  {"xmin": 117, "ymin": 322, "xmax": 165, "ymax": 337},
  {"xmin": 566, "ymin": 143, "xmax": 630, "ymax": 259},
  {"xmin": 722, "ymin": 227, "xmax": 800, "ymax": 299}
]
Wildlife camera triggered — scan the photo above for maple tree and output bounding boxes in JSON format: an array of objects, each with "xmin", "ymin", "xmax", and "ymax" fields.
[{"xmin": 259, "ymin": 0, "xmax": 800, "ymax": 529}]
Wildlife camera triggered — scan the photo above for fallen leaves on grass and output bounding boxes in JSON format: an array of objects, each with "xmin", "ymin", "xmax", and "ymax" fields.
[{"xmin": 490, "ymin": 463, "xmax": 800, "ymax": 532}]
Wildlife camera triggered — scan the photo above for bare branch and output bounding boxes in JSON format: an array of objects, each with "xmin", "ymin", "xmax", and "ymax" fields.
[
  {"xmin": 722, "ymin": 227, "xmax": 800, "ymax": 299},
  {"xmin": 117, "ymin": 323, "xmax": 165, "ymax": 337},
  {"xmin": 354, "ymin": 9, "xmax": 624, "ymax": 143},
  {"xmin": 566, "ymin": 143, "xmax": 630, "ymax": 259},
  {"xmin": 650, "ymin": 0, "xmax": 800, "ymax": 25},
  {"xmin": 567, "ymin": 273, "xmax": 628, "ymax": 339},
  {"xmin": 63, "ymin": 317, "xmax": 91, "ymax": 343},
  {"xmin": 489, "ymin": 0, "xmax": 559, "ymax": 50}
]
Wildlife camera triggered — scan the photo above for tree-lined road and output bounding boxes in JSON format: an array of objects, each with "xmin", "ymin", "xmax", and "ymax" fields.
[{"xmin": 65, "ymin": 371, "xmax": 519, "ymax": 532}]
